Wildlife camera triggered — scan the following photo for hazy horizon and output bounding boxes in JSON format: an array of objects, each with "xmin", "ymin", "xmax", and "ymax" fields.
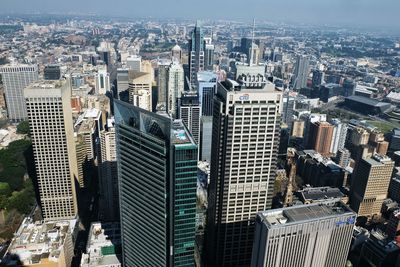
[{"xmin": 1, "ymin": 0, "xmax": 399, "ymax": 30}]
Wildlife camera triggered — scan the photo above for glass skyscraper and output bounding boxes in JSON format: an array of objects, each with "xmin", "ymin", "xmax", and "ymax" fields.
[
  {"xmin": 188, "ymin": 21, "xmax": 205, "ymax": 89},
  {"xmin": 114, "ymin": 100, "xmax": 197, "ymax": 267}
]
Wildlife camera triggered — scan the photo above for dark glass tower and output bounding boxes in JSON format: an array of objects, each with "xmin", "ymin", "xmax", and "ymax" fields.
[
  {"xmin": 188, "ymin": 21, "xmax": 205, "ymax": 89},
  {"xmin": 114, "ymin": 100, "xmax": 198, "ymax": 267}
]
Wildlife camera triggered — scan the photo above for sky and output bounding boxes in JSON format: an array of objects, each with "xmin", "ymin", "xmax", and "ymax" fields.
[{"xmin": 1, "ymin": 0, "xmax": 399, "ymax": 29}]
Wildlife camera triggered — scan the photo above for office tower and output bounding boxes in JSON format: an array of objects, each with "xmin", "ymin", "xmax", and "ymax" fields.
[
  {"xmin": 99, "ymin": 119, "xmax": 119, "ymax": 222},
  {"xmin": 172, "ymin": 44, "xmax": 183, "ymax": 63},
  {"xmin": 291, "ymin": 120, "xmax": 305, "ymax": 138},
  {"xmin": 95, "ymin": 65, "xmax": 110, "ymax": 95},
  {"xmin": 188, "ymin": 21, "xmax": 205, "ymax": 89},
  {"xmin": 307, "ymin": 121, "xmax": 334, "ymax": 156},
  {"xmin": 44, "ymin": 64, "xmax": 61, "ymax": 80},
  {"xmin": 390, "ymin": 128, "xmax": 400, "ymax": 151},
  {"xmin": 350, "ymin": 154, "xmax": 394, "ymax": 218},
  {"xmin": 200, "ymin": 116, "xmax": 212, "ymax": 162},
  {"xmin": 204, "ymin": 37, "xmax": 214, "ymax": 71},
  {"xmin": 128, "ymin": 71, "xmax": 152, "ymax": 111},
  {"xmin": 302, "ymin": 113, "xmax": 327, "ymax": 146},
  {"xmin": 205, "ymin": 78, "xmax": 282, "ymax": 266},
  {"xmin": 115, "ymin": 101, "xmax": 198, "ymax": 266},
  {"xmin": 351, "ymin": 126, "xmax": 370, "ymax": 146},
  {"xmin": 116, "ymin": 68, "xmax": 129, "ymax": 97},
  {"xmin": 376, "ymin": 141, "xmax": 389, "ymax": 155},
  {"xmin": 157, "ymin": 60, "xmax": 171, "ymax": 110},
  {"xmin": 293, "ymin": 55, "xmax": 310, "ymax": 89},
  {"xmin": 248, "ymin": 43, "xmax": 260, "ymax": 66},
  {"xmin": 197, "ymin": 71, "xmax": 217, "ymax": 116},
  {"xmin": 167, "ymin": 61, "xmax": 185, "ymax": 118},
  {"xmin": 282, "ymin": 94, "xmax": 295, "ymax": 129},
  {"xmin": 126, "ymin": 55, "xmax": 142, "ymax": 71},
  {"xmin": 336, "ymin": 148, "xmax": 351, "ymax": 168},
  {"xmin": 329, "ymin": 118, "xmax": 348, "ymax": 155},
  {"xmin": 178, "ymin": 91, "xmax": 201, "ymax": 144},
  {"xmin": 312, "ymin": 69, "xmax": 324, "ymax": 87},
  {"xmin": 24, "ymin": 80, "xmax": 78, "ymax": 220},
  {"xmin": 0, "ymin": 64, "xmax": 38, "ymax": 122},
  {"xmin": 251, "ymin": 201, "xmax": 356, "ymax": 267}
]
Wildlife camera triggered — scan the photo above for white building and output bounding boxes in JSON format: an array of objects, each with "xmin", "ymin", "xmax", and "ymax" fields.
[
  {"xmin": 24, "ymin": 80, "xmax": 78, "ymax": 220},
  {"xmin": 0, "ymin": 64, "xmax": 38, "ymax": 121},
  {"xmin": 95, "ymin": 66, "xmax": 110, "ymax": 95},
  {"xmin": 128, "ymin": 72, "xmax": 152, "ymax": 112},
  {"xmin": 80, "ymin": 222, "xmax": 121, "ymax": 267},
  {"xmin": 126, "ymin": 55, "xmax": 141, "ymax": 72},
  {"xmin": 167, "ymin": 61, "xmax": 184, "ymax": 118}
]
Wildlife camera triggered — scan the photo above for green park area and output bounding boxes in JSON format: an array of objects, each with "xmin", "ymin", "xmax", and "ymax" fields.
[
  {"xmin": 0, "ymin": 138, "xmax": 35, "ymax": 241},
  {"xmin": 366, "ymin": 120, "xmax": 399, "ymax": 134}
]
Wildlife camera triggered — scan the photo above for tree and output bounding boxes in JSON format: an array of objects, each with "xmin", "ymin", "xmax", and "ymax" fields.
[
  {"xmin": 0, "ymin": 182, "xmax": 11, "ymax": 196},
  {"xmin": 16, "ymin": 121, "xmax": 30, "ymax": 135}
]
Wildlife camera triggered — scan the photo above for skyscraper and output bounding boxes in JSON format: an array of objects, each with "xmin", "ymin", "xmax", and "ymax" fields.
[
  {"xmin": 329, "ymin": 118, "xmax": 348, "ymax": 155},
  {"xmin": 251, "ymin": 201, "xmax": 356, "ymax": 267},
  {"xmin": 188, "ymin": 21, "xmax": 205, "ymax": 89},
  {"xmin": 128, "ymin": 71, "xmax": 152, "ymax": 111},
  {"xmin": 99, "ymin": 118, "xmax": 119, "ymax": 222},
  {"xmin": 350, "ymin": 154, "xmax": 394, "ymax": 218},
  {"xmin": 171, "ymin": 44, "xmax": 183, "ymax": 64},
  {"xmin": 24, "ymin": 80, "xmax": 78, "ymax": 220},
  {"xmin": 157, "ymin": 60, "xmax": 171, "ymax": 111},
  {"xmin": 95, "ymin": 65, "xmax": 110, "ymax": 95},
  {"xmin": 0, "ymin": 64, "xmax": 38, "ymax": 122},
  {"xmin": 126, "ymin": 55, "xmax": 142, "ymax": 72},
  {"xmin": 307, "ymin": 121, "xmax": 334, "ymax": 156},
  {"xmin": 293, "ymin": 55, "xmax": 310, "ymax": 89},
  {"xmin": 178, "ymin": 91, "xmax": 201, "ymax": 144},
  {"xmin": 115, "ymin": 101, "xmax": 198, "ymax": 266},
  {"xmin": 197, "ymin": 71, "xmax": 217, "ymax": 116},
  {"xmin": 44, "ymin": 64, "xmax": 61, "ymax": 80},
  {"xmin": 205, "ymin": 77, "xmax": 282, "ymax": 266},
  {"xmin": 168, "ymin": 61, "xmax": 184, "ymax": 118},
  {"xmin": 204, "ymin": 37, "xmax": 215, "ymax": 71}
]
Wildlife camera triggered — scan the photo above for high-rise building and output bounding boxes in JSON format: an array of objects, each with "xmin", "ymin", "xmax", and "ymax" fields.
[
  {"xmin": 44, "ymin": 64, "xmax": 61, "ymax": 80},
  {"xmin": 24, "ymin": 80, "xmax": 78, "ymax": 220},
  {"xmin": 307, "ymin": 121, "xmax": 334, "ymax": 156},
  {"xmin": 115, "ymin": 101, "xmax": 198, "ymax": 267},
  {"xmin": 157, "ymin": 60, "xmax": 171, "ymax": 111},
  {"xmin": 336, "ymin": 148, "xmax": 351, "ymax": 168},
  {"xmin": 204, "ymin": 37, "xmax": 214, "ymax": 71},
  {"xmin": 291, "ymin": 120, "xmax": 305, "ymax": 138},
  {"xmin": 312, "ymin": 69, "xmax": 325, "ymax": 87},
  {"xmin": 205, "ymin": 78, "xmax": 283, "ymax": 266},
  {"xmin": 178, "ymin": 91, "xmax": 201, "ymax": 144},
  {"xmin": 116, "ymin": 68, "xmax": 129, "ymax": 97},
  {"xmin": 95, "ymin": 65, "xmax": 110, "ymax": 95},
  {"xmin": 200, "ymin": 116, "xmax": 212, "ymax": 162},
  {"xmin": 282, "ymin": 94, "xmax": 295, "ymax": 130},
  {"xmin": 99, "ymin": 118, "xmax": 119, "ymax": 222},
  {"xmin": 167, "ymin": 61, "xmax": 184, "ymax": 118},
  {"xmin": 329, "ymin": 118, "xmax": 348, "ymax": 155},
  {"xmin": 128, "ymin": 71, "xmax": 152, "ymax": 111},
  {"xmin": 350, "ymin": 154, "xmax": 394, "ymax": 218},
  {"xmin": 188, "ymin": 21, "xmax": 205, "ymax": 89},
  {"xmin": 126, "ymin": 55, "xmax": 142, "ymax": 72},
  {"xmin": 251, "ymin": 201, "xmax": 356, "ymax": 267},
  {"xmin": 171, "ymin": 44, "xmax": 183, "ymax": 63},
  {"xmin": 293, "ymin": 55, "xmax": 310, "ymax": 89},
  {"xmin": 0, "ymin": 64, "xmax": 38, "ymax": 121},
  {"xmin": 197, "ymin": 71, "xmax": 217, "ymax": 116}
]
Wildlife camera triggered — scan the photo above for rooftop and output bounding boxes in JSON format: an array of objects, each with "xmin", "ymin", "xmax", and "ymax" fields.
[
  {"xmin": 299, "ymin": 187, "xmax": 345, "ymax": 202},
  {"xmin": 346, "ymin": 95, "xmax": 390, "ymax": 108},
  {"xmin": 80, "ymin": 222, "xmax": 121, "ymax": 267},
  {"xmin": 3, "ymin": 217, "xmax": 77, "ymax": 266},
  {"xmin": 259, "ymin": 201, "xmax": 355, "ymax": 228},
  {"xmin": 171, "ymin": 120, "xmax": 196, "ymax": 146}
]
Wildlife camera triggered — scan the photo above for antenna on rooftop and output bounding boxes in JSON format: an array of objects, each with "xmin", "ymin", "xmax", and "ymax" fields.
[{"xmin": 250, "ymin": 18, "xmax": 256, "ymax": 66}]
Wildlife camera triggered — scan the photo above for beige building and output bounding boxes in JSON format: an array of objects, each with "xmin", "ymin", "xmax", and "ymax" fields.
[
  {"xmin": 351, "ymin": 154, "xmax": 394, "ymax": 218},
  {"xmin": 205, "ymin": 77, "xmax": 283, "ymax": 266},
  {"xmin": 25, "ymin": 80, "xmax": 78, "ymax": 220},
  {"xmin": 3, "ymin": 217, "xmax": 77, "ymax": 267},
  {"xmin": 291, "ymin": 120, "xmax": 304, "ymax": 138},
  {"xmin": 351, "ymin": 126, "xmax": 370, "ymax": 146},
  {"xmin": 128, "ymin": 72, "xmax": 152, "ymax": 111}
]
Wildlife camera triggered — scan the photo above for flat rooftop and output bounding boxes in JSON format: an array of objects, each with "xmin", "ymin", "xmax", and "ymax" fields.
[
  {"xmin": 259, "ymin": 201, "xmax": 355, "ymax": 228},
  {"xmin": 171, "ymin": 120, "xmax": 196, "ymax": 146},
  {"xmin": 3, "ymin": 217, "xmax": 77, "ymax": 266},
  {"xmin": 299, "ymin": 187, "xmax": 344, "ymax": 201}
]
